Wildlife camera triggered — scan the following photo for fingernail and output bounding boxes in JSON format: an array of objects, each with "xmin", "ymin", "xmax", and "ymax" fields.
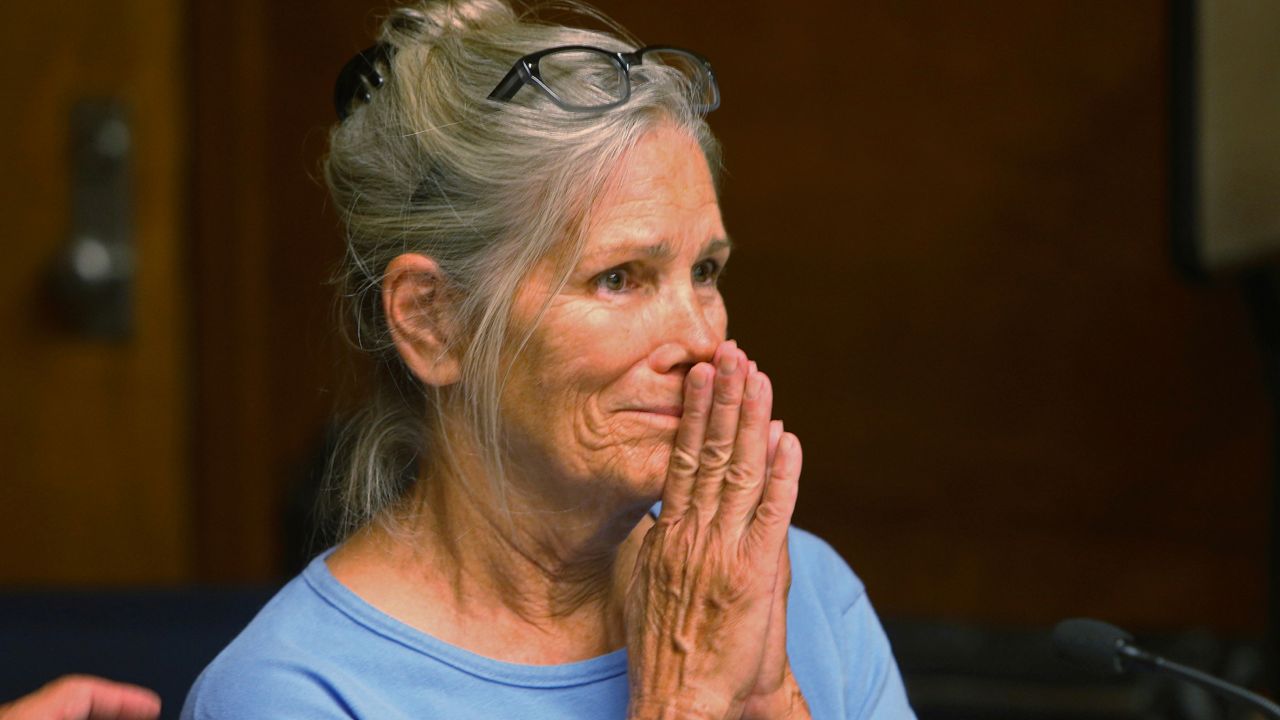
[
  {"xmin": 748, "ymin": 360, "xmax": 758, "ymax": 375},
  {"xmin": 713, "ymin": 340, "xmax": 735, "ymax": 364},
  {"xmin": 745, "ymin": 372, "xmax": 764, "ymax": 399},
  {"xmin": 689, "ymin": 364, "xmax": 709, "ymax": 389},
  {"xmin": 719, "ymin": 351, "xmax": 739, "ymax": 376},
  {"xmin": 783, "ymin": 434, "xmax": 801, "ymax": 470}
]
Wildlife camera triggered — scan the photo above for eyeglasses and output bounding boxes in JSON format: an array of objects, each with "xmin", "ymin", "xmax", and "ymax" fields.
[{"xmin": 487, "ymin": 45, "xmax": 720, "ymax": 114}]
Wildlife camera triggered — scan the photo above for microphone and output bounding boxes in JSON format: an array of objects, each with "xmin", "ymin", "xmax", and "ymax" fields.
[{"xmin": 1052, "ymin": 618, "xmax": 1280, "ymax": 719}]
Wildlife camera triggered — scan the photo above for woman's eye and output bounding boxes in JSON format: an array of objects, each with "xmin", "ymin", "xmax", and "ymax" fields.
[
  {"xmin": 597, "ymin": 268, "xmax": 629, "ymax": 293},
  {"xmin": 692, "ymin": 259, "xmax": 722, "ymax": 285}
]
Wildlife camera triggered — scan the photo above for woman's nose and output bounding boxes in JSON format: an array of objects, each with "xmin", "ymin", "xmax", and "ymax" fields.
[{"xmin": 647, "ymin": 286, "xmax": 722, "ymax": 373}]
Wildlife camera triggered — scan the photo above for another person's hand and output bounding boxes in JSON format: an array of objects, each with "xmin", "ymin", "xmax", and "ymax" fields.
[
  {"xmin": 626, "ymin": 341, "xmax": 809, "ymax": 719},
  {"xmin": 0, "ymin": 675, "xmax": 160, "ymax": 720}
]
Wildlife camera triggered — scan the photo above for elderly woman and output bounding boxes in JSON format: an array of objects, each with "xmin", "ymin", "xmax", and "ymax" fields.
[{"xmin": 182, "ymin": 1, "xmax": 912, "ymax": 718}]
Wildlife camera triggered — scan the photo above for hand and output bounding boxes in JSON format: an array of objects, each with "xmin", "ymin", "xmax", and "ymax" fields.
[
  {"xmin": 0, "ymin": 676, "xmax": 160, "ymax": 720},
  {"xmin": 741, "ymin": 418, "xmax": 812, "ymax": 720},
  {"xmin": 626, "ymin": 341, "xmax": 804, "ymax": 719}
]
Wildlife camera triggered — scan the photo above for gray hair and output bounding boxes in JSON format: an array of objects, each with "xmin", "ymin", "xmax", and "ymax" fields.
[{"xmin": 322, "ymin": 0, "xmax": 721, "ymax": 537}]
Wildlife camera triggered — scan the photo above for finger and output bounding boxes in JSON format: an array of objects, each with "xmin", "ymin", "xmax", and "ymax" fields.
[
  {"xmin": 716, "ymin": 339, "xmax": 738, "ymax": 363},
  {"xmin": 758, "ymin": 535, "xmax": 793, "ymax": 687},
  {"xmin": 13, "ymin": 677, "xmax": 161, "ymax": 720},
  {"xmin": 717, "ymin": 370, "xmax": 774, "ymax": 523},
  {"xmin": 84, "ymin": 682, "xmax": 161, "ymax": 720},
  {"xmin": 689, "ymin": 346, "xmax": 749, "ymax": 515},
  {"xmin": 659, "ymin": 362, "xmax": 715, "ymax": 519},
  {"xmin": 661, "ymin": 338, "xmax": 736, "ymax": 519},
  {"xmin": 773, "ymin": 534, "xmax": 792, "ymax": 622},
  {"xmin": 749, "ymin": 432, "xmax": 801, "ymax": 549},
  {"xmin": 766, "ymin": 420, "xmax": 783, "ymax": 469}
]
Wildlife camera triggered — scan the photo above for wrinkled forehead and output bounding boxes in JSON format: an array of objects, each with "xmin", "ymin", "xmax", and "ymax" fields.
[
  {"xmin": 583, "ymin": 125, "xmax": 723, "ymax": 251},
  {"xmin": 531, "ymin": 122, "xmax": 722, "ymax": 276}
]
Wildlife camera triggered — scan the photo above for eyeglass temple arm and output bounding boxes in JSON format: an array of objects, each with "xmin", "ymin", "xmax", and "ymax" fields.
[{"xmin": 488, "ymin": 63, "xmax": 529, "ymax": 101}]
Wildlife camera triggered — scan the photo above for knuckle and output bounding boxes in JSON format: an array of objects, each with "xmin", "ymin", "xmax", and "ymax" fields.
[
  {"xmin": 723, "ymin": 465, "xmax": 759, "ymax": 492},
  {"xmin": 753, "ymin": 500, "xmax": 790, "ymax": 525},
  {"xmin": 652, "ymin": 513, "xmax": 680, "ymax": 531},
  {"xmin": 699, "ymin": 441, "xmax": 734, "ymax": 472},
  {"xmin": 667, "ymin": 446, "xmax": 700, "ymax": 476},
  {"xmin": 711, "ymin": 563, "xmax": 752, "ymax": 599}
]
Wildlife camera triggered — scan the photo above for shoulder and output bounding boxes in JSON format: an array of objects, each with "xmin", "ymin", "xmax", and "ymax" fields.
[
  {"xmin": 786, "ymin": 526, "xmax": 866, "ymax": 613},
  {"xmin": 181, "ymin": 563, "xmax": 362, "ymax": 720},
  {"xmin": 183, "ymin": 652, "xmax": 349, "ymax": 720}
]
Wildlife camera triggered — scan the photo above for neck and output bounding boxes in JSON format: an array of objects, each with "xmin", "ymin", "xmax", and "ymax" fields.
[
  {"xmin": 330, "ymin": 430, "xmax": 654, "ymax": 664},
  {"xmin": 416, "ymin": 459, "xmax": 653, "ymax": 624}
]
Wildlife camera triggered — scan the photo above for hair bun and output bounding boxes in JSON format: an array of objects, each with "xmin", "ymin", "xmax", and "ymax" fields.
[{"xmin": 385, "ymin": 0, "xmax": 514, "ymax": 43}]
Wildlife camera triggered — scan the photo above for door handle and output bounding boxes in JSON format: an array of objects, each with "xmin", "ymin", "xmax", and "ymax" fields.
[{"xmin": 50, "ymin": 100, "xmax": 134, "ymax": 340}]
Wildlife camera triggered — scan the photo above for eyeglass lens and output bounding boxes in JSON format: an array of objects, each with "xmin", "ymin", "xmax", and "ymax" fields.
[
  {"xmin": 534, "ymin": 47, "xmax": 717, "ymax": 112},
  {"xmin": 639, "ymin": 49, "xmax": 719, "ymax": 112},
  {"xmin": 538, "ymin": 49, "xmax": 628, "ymax": 110}
]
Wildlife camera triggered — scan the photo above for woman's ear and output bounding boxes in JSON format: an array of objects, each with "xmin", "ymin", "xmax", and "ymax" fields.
[{"xmin": 383, "ymin": 253, "xmax": 461, "ymax": 387}]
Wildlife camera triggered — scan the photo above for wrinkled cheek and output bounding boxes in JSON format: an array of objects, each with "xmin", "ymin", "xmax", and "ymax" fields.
[
  {"xmin": 618, "ymin": 424, "xmax": 678, "ymax": 473},
  {"xmin": 637, "ymin": 439, "xmax": 674, "ymax": 475},
  {"xmin": 574, "ymin": 401, "xmax": 624, "ymax": 452},
  {"xmin": 632, "ymin": 442, "xmax": 675, "ymax": 496},
  {"xmin": 594, "ymin": 438, "xmax": 672, "ymax": 499},
  {"xmin": 572, "ymin": 414, "xmax": 672, "ymax": 484}
]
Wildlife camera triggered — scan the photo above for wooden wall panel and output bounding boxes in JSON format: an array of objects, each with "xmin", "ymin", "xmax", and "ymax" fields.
[
  {"xmin": 189, "ymin": 0, "xmax": 278, "ymax": 580},
  {"xmin": 190, "ymin": 0, "xmax": 392, "ymax": 580},
  {"xmin": 190, "ymin": 0, "xmax": 1271, "ymax": 633},
  {"xmin": 0, "ymin": 0, "xmax": 190, "ymax": 584}
]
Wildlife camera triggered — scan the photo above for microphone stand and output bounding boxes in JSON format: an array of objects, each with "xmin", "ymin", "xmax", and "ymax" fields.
[{"xmin": 1119, "ymin": 643, "xmax": 1280, "ymax": 719}]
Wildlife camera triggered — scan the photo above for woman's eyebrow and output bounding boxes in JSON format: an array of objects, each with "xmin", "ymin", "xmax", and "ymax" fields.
[
  {"xmin": 582, "ymin": 235, "xmax": 732, "ymax": 264},
  {"xmin": 704, "ymin": 236, "xmax": 733, "ymax": 255},
  {"xmin": 582, "ymin": 240, "xmax": 675, "ymax": 262}
]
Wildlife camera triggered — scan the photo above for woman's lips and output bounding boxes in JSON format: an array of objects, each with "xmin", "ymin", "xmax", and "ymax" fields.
[{"xmin": 621, "ymin": 405, "xmax": 683, "ymax": 418}]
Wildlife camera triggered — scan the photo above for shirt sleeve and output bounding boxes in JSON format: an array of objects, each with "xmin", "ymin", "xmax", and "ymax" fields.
[
  {"xmin": 181, "ymin": 660, "xmax": 358, "ymax": 720},
  {"xmin": 838, "ymin": 592, "xmax": 915, "ymax": 720},
  {"xmin": 786, "ymin": 527, "xmax": 916, "ymax": 720}
]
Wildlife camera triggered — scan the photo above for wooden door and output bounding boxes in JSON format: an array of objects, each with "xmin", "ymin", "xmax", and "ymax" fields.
[{"xmin": 0, "ymin": 0, "xmax": 190, "ymax": 584}]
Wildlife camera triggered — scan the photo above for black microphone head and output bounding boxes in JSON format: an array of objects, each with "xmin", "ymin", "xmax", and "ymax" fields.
[{"xmin": 1052, "ymin": 618, "xmax": 1134, "ymax": 675}]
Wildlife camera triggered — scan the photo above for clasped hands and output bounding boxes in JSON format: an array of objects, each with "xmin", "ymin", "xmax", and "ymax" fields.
[{"xmin": 626, "ymin": 341, "xmax": 810, "ymax": 720}]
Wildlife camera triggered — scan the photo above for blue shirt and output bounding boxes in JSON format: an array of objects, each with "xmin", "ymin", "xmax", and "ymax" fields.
[{"xmin": 182, "ymin": 527, "xmax": 915, "ymax": 719}]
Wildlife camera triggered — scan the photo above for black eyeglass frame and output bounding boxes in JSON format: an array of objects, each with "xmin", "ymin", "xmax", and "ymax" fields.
[
  {"xmin": 487, "ymin": 45, "xmax": 720, "ymax": 113},
  {"xmin": 334, "ymin": 43, "xmax": 392, "ymax": 121}
]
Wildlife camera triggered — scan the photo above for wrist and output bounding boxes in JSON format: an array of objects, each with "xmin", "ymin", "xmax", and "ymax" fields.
[{"xmin": 628, "ymin": 694, "xmax": 743, "ymax": 720}]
